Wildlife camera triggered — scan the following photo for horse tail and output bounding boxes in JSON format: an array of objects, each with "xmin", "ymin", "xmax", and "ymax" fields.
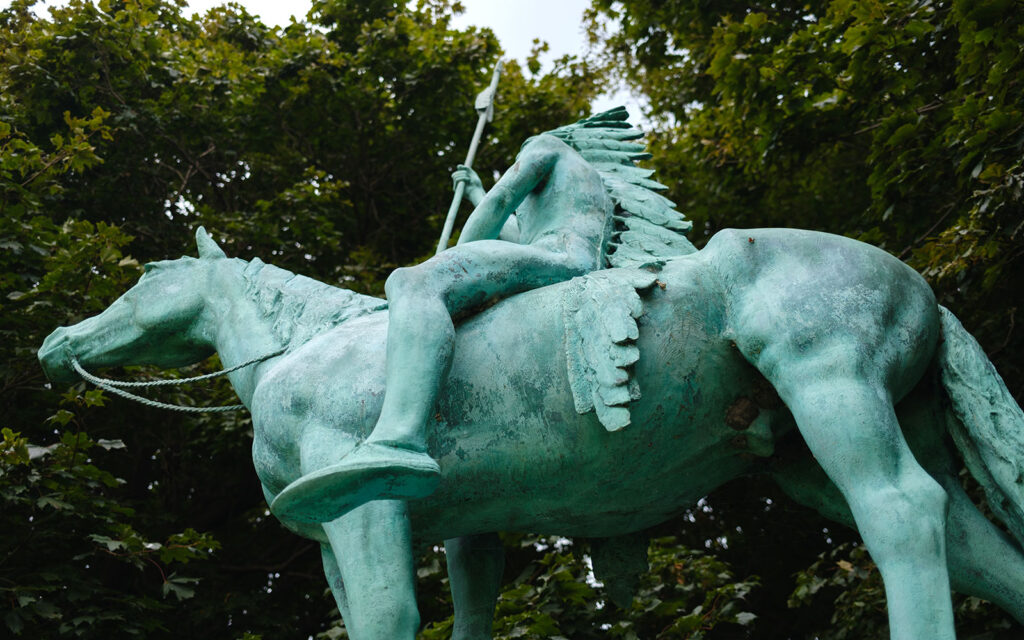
[{"xmin": 938, "ymin": 305, "xmax": 1024, "ymax": 547}]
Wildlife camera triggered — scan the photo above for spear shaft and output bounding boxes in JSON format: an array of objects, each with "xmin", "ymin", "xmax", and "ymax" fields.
[{"xmin": 436, "ymin": 61, "xmax": 503, "ymax": 255}]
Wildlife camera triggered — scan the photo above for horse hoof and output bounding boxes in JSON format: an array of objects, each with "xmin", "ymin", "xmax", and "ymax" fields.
[{"xmin": 270, "ymin": 442, "xmax": 441, "ymax": 523}]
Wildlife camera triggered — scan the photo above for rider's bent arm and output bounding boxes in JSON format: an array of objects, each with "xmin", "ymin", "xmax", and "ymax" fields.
[{"xmin": 457, "ymin": 135, "xmax": 564, "ymax": 245}]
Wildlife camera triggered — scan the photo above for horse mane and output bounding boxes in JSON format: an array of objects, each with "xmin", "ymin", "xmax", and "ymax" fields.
[{"xmin": 240, "ymin": 258, "xmax": 387, "ymax": 349}]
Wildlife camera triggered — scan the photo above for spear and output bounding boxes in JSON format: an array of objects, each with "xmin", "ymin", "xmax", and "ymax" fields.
[{"xmin": 436, "ymin": 60, "xmax": 504, "ymax": 255}]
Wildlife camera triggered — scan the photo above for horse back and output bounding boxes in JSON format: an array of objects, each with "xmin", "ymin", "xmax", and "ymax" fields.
[{"xmin": 414, "ymin": 257, "xmax": 769, "ymax": 541}]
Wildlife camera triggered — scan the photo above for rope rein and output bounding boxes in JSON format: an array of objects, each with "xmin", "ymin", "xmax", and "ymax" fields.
[{"xmin": 69, "ymin": 349, "xmax": 285, "ymax": 413}]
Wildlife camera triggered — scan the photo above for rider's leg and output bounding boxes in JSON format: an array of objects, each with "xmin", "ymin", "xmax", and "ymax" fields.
[
  {"xmin": 368, "ymin": 239, "xmax": 592, "ymax": 450},
  {"xmin": 268, "ymin": 238, "xmax": 599, "ymax": 523},
  {"xmin": 304, "ymin": 238, "xmax": 599, "ymax": 518}
]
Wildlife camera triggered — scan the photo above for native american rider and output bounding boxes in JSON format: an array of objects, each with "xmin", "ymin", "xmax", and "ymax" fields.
[{"xmin": 310, "ymin": 107, "xmax": 695, "ymax": 516}]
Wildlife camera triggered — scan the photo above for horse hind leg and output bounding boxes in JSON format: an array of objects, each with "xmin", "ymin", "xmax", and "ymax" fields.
[
  {"xmin": 943, "ymin": 476, "xmax": 1024, "ymax": 623},
  {"xmin": 767, "ymin": 365, "xmax": 955, "ymax": 640},
  {"xmin": 321, "ymin": 543, "xmax": 353, "ymax": 629},
  {"xmin": 898, "ymin": 378, "xmax": 1024, "ymax": 624},
  {"xmin": 774, "ymin": 384, "xmax": 1024, "ymax": 627},
  {"xmin": 773, "ymin": 441, "xmax": 1024, "ymax": 626}
]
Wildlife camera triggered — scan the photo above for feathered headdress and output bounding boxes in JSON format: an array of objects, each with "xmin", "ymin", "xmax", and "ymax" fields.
[{"xmin": 544, "ymin": 107, "xmax": 695, "ymax": 268}]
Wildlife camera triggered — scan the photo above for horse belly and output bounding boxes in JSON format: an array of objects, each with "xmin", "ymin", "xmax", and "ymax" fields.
[{"xmin": 412, "ymin": 261, "xmax": 772, "ymax": 541}]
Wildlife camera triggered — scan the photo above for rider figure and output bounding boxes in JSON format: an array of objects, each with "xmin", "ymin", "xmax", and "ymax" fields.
[{"xmin": 322, "ymin": 131, "xmax": 614, "ymax": 513}]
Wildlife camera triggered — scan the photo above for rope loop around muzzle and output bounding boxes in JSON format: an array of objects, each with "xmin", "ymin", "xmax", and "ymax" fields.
[{"xmin": 69, "ymin": 349, "xmax": 284, "ymax": 413}]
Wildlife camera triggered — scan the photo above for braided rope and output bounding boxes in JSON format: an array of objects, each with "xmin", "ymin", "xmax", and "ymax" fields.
[{"xmin": 69, "ymin": 349, "xmax": 284, "ymax": 413}]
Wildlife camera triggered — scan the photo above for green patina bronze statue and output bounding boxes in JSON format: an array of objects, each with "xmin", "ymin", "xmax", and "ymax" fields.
[
  {"xmin": 38, "ymin": 108, "xmax": 1024, "ymax": 640},
  {"xmin": 291, "ymin": 108, "xmax": 696, "ymax": 522}
]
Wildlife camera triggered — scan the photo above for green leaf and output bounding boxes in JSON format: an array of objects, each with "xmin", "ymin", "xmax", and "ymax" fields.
[
  {"xmin": 89, "ymin": 534, "xmax": 127, "ymax": 552},
  {"xmin": 743, "ymin": 12, "xmax": 768, "ymax": 29},
  {"xmin": 5, "ymin": 610, "xmax": 24, "ymax": 634},
  {"xmin": 47, "ymin": 410, "xmax": 75, "ymax": 426},
  {"xmin": 83, "ymin": 389, "xmax": 106, "ymax": 407},
  {"xmin": 36, "ymin": 495, "xmax": 72, "ymax": 510},
  {"xmin": 33, "ymin": 600, "xmax": 61, "ymax": 620},
  {"xmin": 162, "ymin": 574, "xmax": 199, "ymax": 601},
  {"xmin": 904, "ymin": 20, "xmax": 933, "ymax": 38},
  {"xmin": 886, "ymin": 123, "xmax": 916, "ymax": 148}
]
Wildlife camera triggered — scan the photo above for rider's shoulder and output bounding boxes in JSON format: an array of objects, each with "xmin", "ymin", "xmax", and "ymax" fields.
[{"xmin": 521, "ymin": 133, "xmax": 573, "ymax": 155}]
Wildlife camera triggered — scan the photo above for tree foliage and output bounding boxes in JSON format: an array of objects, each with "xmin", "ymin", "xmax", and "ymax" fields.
[{"xmin": 411, "ymin": 535, "xmax": 758, "ymax": 640}]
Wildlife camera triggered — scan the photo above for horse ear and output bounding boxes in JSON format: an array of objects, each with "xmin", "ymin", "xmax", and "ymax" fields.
[{"xmin": 196, "ymin": 226, "xmax": 227, "ymax": 260}]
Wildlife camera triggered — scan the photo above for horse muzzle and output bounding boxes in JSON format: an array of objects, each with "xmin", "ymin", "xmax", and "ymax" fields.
[{"xmin": 38, "ymin": 327, "xmax": 82, "ymax": 387}]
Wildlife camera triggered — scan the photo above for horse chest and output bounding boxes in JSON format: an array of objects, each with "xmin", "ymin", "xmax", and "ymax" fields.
[{"xmin": 249, "ymin": 333, "xmax": 383, "ymax": 493}]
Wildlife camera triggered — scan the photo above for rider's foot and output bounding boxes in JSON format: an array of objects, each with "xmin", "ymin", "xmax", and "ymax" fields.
[{"xmin": 270, "ymin": 441, "xmax": 440, "ymax": 523}]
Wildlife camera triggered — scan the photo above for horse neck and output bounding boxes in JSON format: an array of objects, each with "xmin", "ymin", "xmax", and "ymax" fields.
[
  {"xmin": 204, "ymin": 259, "xmax": 283, "ymax": 404},
  {"xmin": 206, "ymin": 257, "xmax": 387, "ymax": 404}
]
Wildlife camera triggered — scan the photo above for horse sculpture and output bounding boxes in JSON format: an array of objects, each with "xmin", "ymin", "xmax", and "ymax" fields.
[{"xmin": 38, "ymin": 227, "xmax": 1024, "ymax": 639}]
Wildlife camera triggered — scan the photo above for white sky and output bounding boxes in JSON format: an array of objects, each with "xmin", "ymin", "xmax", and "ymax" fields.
[{"xmin": 18, "ymin": 0, "xmax": 637, "ymax": 115}]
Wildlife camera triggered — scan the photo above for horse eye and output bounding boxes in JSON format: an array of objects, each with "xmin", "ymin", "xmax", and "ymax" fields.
[{"xmin": 143, "ymin": 263, "xmax": 159, "ymax": 273}]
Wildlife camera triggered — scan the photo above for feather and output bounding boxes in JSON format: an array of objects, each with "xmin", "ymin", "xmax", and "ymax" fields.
[
  {"xmin": 619, "ymin": 217, "xmax": 697, "ymax": 250},
  {"xmin": 595, "ymin": 402, "xmax": 631, "ymax": 431},
  {"xmin": 571, "ymin": 138, "xmax": 648, "ymax": 153},
  {"xmin": 545, "ymin": 106, "xmax": 695, "ymax": 270},
  {"xmin": 580, "ymin": 150, "xmax": 653, "ymax": 163},
  {"xmin": 567, "ymin": 127, "xmax": 645, "ymax": 141},
  {"xmin": 598, "ymin": 383, "xmax": 633, "ymax": 406},
  {"xmin": 591, "ymin": 163, "xmax": 657, "ymax": 180},
  {"xmin": 561, "ymin": 269, "xmax": 656, "ymax": 432}
]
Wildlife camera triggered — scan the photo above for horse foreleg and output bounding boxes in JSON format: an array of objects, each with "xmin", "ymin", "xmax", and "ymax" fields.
[
  {"xmin": 322, "ymin": 500, "xmax": 419, "ymax": 640},
  {"xmin": 777, "ymin": 375, "xmax": 955, "ymax": 640},
  {"xmin": 320, "ymin": 543, "xmax": 352, "ymax": 624},
  {"xmin": 446, "ymin": 533, "xmax": 504, "ymax": 640}
]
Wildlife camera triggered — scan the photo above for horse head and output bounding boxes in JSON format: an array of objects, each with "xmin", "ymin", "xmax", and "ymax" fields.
[{"xmin": 38, "ymin": 227, "xmax": 227, "ymax": 385}]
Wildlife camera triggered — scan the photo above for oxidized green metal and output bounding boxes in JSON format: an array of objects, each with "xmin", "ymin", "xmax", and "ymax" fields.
[{"xmin": 38, "ymin": 110, "xmax": 1024, "ymax": 640}]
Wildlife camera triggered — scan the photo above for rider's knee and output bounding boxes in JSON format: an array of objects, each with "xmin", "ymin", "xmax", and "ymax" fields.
[{"xmin": 385, "ymin": 265, "xmax": 430, "ymax": 299}]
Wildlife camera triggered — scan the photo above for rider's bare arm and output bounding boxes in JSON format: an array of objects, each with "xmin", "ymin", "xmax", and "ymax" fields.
[
  {"xmin": 457, "ymin": 135, "xmax": 564, "ymax": 245},
  {"xmin": 452, "ymin": 166, "xmax": 517, "ymax": 242}
]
